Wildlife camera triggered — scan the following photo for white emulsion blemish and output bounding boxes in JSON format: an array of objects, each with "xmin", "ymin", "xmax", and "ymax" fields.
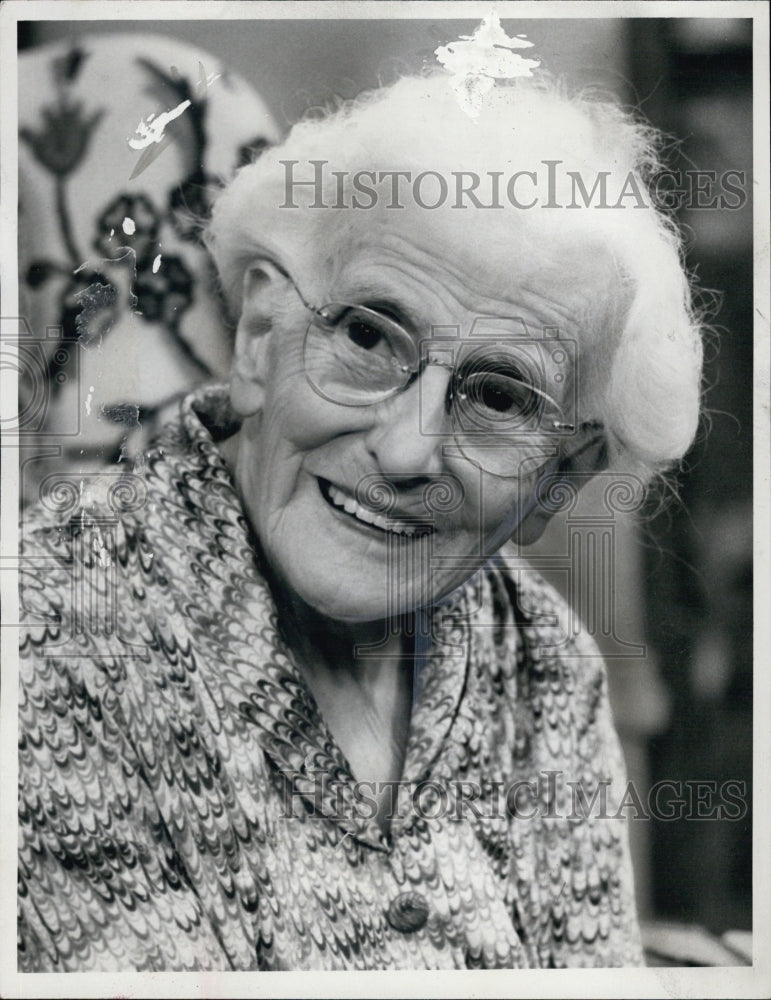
[
  {"xmin": 128, "ymin": 100, "xmax": 191, "ymax": 150},
  {"xmin": 122, "ymin": 217, "xmax": 136, "ymax": 235},
  {"xmin": 128, "ymin": 68, "xmax": 220, "ymax": 151},
  {"xmin": 435, "ymin": 13, "xmax": 540, "ymax": 118},
  {"xmin": 84, "ymin": 385, "xmax": 94, "ymax": 417},
  {"xmin": 152, "ymin": 254, "xmax": 162, "ymax": 274}
]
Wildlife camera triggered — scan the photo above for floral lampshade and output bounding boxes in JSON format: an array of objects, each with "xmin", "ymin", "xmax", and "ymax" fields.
[{"xmin": 18, "ymin": 33, "xmax": 279, "ymax": 507}]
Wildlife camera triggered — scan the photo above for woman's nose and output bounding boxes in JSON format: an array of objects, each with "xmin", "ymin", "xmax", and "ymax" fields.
[{"xmin": 363, "ymin": 367, "xmax": 452, "ymax": 477}]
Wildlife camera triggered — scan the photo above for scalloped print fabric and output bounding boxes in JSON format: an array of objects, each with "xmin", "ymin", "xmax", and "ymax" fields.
[{"xmin": 18, "ymin": 385, "xmax": 643, "ymax": 971}]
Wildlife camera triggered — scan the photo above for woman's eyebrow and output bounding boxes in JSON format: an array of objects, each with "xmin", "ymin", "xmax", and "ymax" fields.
[
  {"xmin": 336, "ymin": 283, "xmax": 425, "ymax": 332},
  {"xmin": 359, "ymin": 297, "xmax": 419, "ymax": 327}
]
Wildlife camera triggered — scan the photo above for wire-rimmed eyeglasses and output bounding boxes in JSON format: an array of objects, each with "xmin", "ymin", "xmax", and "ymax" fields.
[{"xmin": 281, "ymin": 267, "xmax": 601, "ymax": 479}]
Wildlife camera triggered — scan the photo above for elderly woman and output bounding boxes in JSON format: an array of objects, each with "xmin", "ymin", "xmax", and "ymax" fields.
[{"xmin": 18, "ymin": 71, "xmax": 701, "ymax": 971}]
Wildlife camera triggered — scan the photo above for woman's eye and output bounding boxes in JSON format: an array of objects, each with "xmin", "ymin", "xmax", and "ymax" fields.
[
  {"xmin": 480, "ymin": 381, "xmax": 524, "ymax": 413},
  {"xmin": 338, "ymin": 311, "xmax": 396, "ymax": 360},
  {"xmin": 480, "ymin": 379, "xmax": 533, "ymax": 413},
  {"xmin": 461, "ymin": 371, "xmax": 538, "ymax": 419},
  {"xmin": 347, "ymin": 319, "xmax": 385, "ymax": 351}
]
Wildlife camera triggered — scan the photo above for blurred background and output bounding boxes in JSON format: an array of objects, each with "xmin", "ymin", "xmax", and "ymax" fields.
[{"xmin": 17, "ymin": 14, "xmax": 753, "ymax": 959}]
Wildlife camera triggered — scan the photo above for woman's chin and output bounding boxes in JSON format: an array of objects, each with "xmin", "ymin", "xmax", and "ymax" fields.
[
  {"xmin": 291, "ymin": 583, "xmax": 423, "ymax": 625},
  {"xmin": 256, "ymin": 482, "xmax": 479, "ymax": 625},
  {"xmin": 276, "ymin": 561, "xmax": 437, "ymax": 626}
]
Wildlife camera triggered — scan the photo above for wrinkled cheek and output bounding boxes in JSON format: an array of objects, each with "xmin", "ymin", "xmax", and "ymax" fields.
[
  {"xmin": 263, "ymin": 382, "xmax": 340, "ymax": 454},
  {"xmin": 402, "ymin": 528, "xmax": 477, "ymax": 606},
  {"xmin": 247, "ymin": 435, "xmax": 305, "ymax": 543},
  {"xmin": 473, "ymin": 476, "xmax": 537, "ymax": 550},
  {"xmin": 434, "ymin": 488, "xmax": 516, "ymax": 553}
]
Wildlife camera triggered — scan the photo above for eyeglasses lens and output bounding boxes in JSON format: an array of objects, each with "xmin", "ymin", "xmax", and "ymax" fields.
[
  {"xmin": 302, "ymin": 306, "xmax": 572, "ymax": 477},
  {"xmin": 303, "ymin": 305, "xmax": 416, "ymax": 406}
]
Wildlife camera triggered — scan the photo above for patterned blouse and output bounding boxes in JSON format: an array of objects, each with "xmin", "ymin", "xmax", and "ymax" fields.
[{"xmin": 18, "ymin": 386, "xmax": 643, "ymax": 971}]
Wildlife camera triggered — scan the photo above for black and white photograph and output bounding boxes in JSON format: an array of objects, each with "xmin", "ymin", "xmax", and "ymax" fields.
[{"xmin": 0, "ymin": 2, "xmax": 768, "ymax": 996}]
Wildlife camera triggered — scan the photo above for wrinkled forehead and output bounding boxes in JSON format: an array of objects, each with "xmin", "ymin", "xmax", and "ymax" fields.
[{"xmin": 291, "ymin": 196, "xmax": 627, "ymax": 350}]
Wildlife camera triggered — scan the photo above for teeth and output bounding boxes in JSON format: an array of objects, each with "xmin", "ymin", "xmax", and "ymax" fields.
[{"xmin": 327, "ymin": 483, "xmax": 423, "ymax": 536}]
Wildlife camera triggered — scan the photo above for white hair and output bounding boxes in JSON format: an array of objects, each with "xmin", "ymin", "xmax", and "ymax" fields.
[{"xmin": 207, "ymin": 72, "xmax": 703, "ymax": 484}]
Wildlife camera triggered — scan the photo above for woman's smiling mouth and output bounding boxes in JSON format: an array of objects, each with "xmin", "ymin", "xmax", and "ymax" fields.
[{"xmin": 318, "ymin": 478, "xmax": 434, "ymax": 537}]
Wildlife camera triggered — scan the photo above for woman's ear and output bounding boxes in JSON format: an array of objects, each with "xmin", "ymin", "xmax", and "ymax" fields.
[
  {"xmin": 512, "ymin": 427, "xmax": 610, "ymax": 545},
  {"xmin": 230, "ymin": 261, "xmax": 292, "ymax": 417}
]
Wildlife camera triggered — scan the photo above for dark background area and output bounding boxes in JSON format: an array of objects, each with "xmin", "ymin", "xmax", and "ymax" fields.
[{"xmin": 630, "ymin": 18, "xmax": 753, "ymax": 934}]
